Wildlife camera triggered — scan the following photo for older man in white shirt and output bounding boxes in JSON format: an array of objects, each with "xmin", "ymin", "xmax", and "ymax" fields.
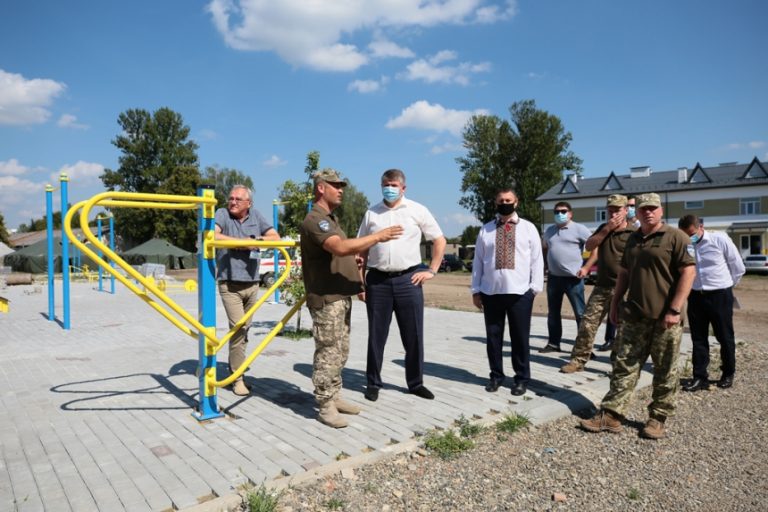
[
  {"xmin": 471, "ymin": 188, "xmax": 544, "ymax": 396},
  {"xmin": 678, "ymin": 215, "xmax": 745, "ymax": 391},
  {"xmin": 357, "ymin": 168, "xmax": 446, "ymax": 402}
]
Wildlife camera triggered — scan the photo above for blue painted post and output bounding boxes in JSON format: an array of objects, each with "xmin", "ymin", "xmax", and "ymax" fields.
[
  {"xmin": 109, "ymin": 214, "xmax": 115, "ymax": 294},
  {"xmin": 97, "ymin": 216, "xmax": 104, "ymax": 292},
  {"xmin": 195, "ymin": 185, "xmax": 223, "ymax": 420},
  {"xmin": 45, "ymin": 185, "xmax": 55, "ymax": 321},
  {"xmin": 60, "ymin": 173, "xmax": 71, "ymax": 330},
  {"xmin": 272, "ymin": 201, "xmax": 280, "ymax": 303}
]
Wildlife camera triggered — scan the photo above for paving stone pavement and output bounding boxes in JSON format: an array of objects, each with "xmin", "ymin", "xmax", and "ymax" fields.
[{"xmin": 0, "ymin": 281, "xmax": 692, "ymax": 511}]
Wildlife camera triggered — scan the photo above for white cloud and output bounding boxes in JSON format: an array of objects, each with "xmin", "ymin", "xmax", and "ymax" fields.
[
  {"xmin": 399, "ymin": 50, "xmax": 491, "ymax": 85},
  {"xmin": 0, "ymin": 176, "xmax": 46, "ymax": 214},
  {"xmin": 198, "ymin": 129, "xmax": 218, "ymax": 140},
  {"xmin": 207, "ymin": 0, "xmax": 516, "ymax": 71},
  {"xmin": 445, "ymin": 211, "xmax": 479, "ymax": 226},
  {"xmin": 348, "ymin": 76, "xmax": 390, "ymax": 93},
  {"xmin": 57, "ymin": 114, "xmax": 89, "ymax": 130},
  {"xmin": 527, "ymin": 71, "xmax": 544, "ymax": 79},
  {"xmin": 748, "ymin": 141, "xmax": 766, "ymax": 149},
  {"xmin": 0, "ymin": 69, "xmax": 66, "ymax": 125},
  {"xmin": 52, "ymin": 161, "xmax": 104, "ymax": 183},
  {"xmin": 386, "ymin": 100, "xmax": 489, "ymax": 136},
  {"xmin": 368, "ymin": 38, "xmax": 414, "ymax": 59},
  {"xmin": 263, "ymin": 155, "xmax": 287, "ymax": 167},
  {"xmin": 430, "ymin": 142, "xmax": 464, "ymax": 154},
  {"xmin": 0, "ymin": 158, "xmax": 30, "ymax": 176},
  {"xmin": 724, "ymin": 140, "xmax": 767, "ymax": 151}
]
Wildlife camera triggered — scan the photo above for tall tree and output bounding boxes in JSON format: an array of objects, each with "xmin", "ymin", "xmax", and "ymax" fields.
[
  {"xmin": 202, "ymin": 166, "xmax": 254, "ymax": 209},
  {"xmin": 100, "ymin": 108, "xmax": 201, "ymax": 250},
  {"xmin": 459, "ymin": 225, "xmax": 481, "ymax": 247},
  {"xmin": 0, "ymin": 212, "xmax": 10, "ymax": 245},
  {"xmin": 457, "ymin": 99, "xmax": 582, "ymax": 228}
]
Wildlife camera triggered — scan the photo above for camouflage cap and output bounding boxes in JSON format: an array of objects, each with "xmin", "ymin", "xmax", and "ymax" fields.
[
  {"xmin": 636, "ymin": 192, "xmax": 662, "ymax": 208},
  {"xmin": 606, "ymin": 194, "xmax": 628, "ymax": 207},
  {"xmin": 313, "ymin": 168, "xmax": 347, "ymax": 186}
]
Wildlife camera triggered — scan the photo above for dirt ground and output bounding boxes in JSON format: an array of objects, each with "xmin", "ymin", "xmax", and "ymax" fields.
[{"xmin": 423, "ymin": 271, "xmax": 768, "ymax": 343}]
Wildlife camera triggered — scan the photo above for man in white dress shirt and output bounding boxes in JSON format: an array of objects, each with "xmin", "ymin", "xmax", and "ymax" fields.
[
  {"xmin": 678, "ymin": 215, "xmax": 745, "ymax": 391},
  {"xmin": 357, "ymin": 169, "xmax": 446, "ymax": 402},
  {"xmin": 470, "ymin": 188, "xmax": 544, "ymax": 396}
]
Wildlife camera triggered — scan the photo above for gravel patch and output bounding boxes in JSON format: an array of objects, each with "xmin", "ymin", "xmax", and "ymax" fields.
[{"xmin": 257, "ymin": 339, "xmax": 767, "ymax": 511}]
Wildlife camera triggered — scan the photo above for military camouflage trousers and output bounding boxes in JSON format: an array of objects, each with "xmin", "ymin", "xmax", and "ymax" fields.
[
  {"xmin": 570, "ymin": 285, "xmax": 614, "ymax": 364},
  {"xmin": 309, "ymin": 298, "xmax": 352, "ymax": 406},
  {"xmin": 601, "ymin": 317, "xmax": 683, "ymax": 420}
]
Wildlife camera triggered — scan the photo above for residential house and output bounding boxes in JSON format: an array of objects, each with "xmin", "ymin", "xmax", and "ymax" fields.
[{"xmin": 537, "ymin": 157, "xmax": 768, "ymax": 257}]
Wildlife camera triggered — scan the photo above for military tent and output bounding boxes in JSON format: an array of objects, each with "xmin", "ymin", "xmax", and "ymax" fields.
[
  {"xmin": 4, "ymin": 237, "xmax": 103, "ymax": 273},
  {"xmin": 0, "ymin": 242, "xmax": 13, "ymax": 265},
  {"xmin": 120, "ymin": 238, "xmax": 196, "ymax": 270}
]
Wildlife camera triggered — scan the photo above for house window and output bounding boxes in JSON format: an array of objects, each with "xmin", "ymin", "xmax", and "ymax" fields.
[
  {"xmin": 740, "ymin": 197, "xmax": 761, "ymax": 215},
  {"xmin": 685, "ymin": 200, "xmax": 704, "ymax": 209},
  {"xmin": 595, "ymin": 208, "xmax": 607, "ymax": 222}
]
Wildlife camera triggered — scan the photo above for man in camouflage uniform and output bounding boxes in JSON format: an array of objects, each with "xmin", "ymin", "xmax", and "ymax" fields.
[
  {"xmin": 561, "ymin": 194, "xmax": 634, "ymax": 373},
  {"xmin": 580, "ymin": 193, "xmax": 695, "ymax": 439},
  {"xmin": 300, "ymin": 168, "xmax": 403, "ymax": 428}
]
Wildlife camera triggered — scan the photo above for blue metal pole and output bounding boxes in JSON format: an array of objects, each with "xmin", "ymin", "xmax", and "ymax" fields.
[
  {"xmin": 109, "ymin": 214, "xmax": 115, "ymax": 294},
  {"xmin": 97, "ymin": 216, "xmax": 104, "ymax": 292},
  {"xmin": 60, "ymin": 173, "xmax": 70, "ymax": 330},
  {"xmin": 195, "ymin": 185, "xmax": 223, "ymax": 420},
  {"xmin": 272, "ymin": 201, "xmax": 280, "ymax": 303},
  {"xmin": 45, "ymin": 185, "xmax": 55, "ymax": 321}
]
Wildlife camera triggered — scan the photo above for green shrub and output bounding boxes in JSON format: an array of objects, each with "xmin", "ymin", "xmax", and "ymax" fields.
[
  {"xmin": 423, "ymin": 429, "xmax": 474, "ymax": 459},
  {"xmin": 496, "ymin": 413, "xmax": 530, "ymax": 434}
]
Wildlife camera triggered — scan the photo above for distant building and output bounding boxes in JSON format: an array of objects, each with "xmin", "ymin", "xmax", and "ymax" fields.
[{"xmin": 537, "ymin": 157, "xmax": 768, "ymax": 256}]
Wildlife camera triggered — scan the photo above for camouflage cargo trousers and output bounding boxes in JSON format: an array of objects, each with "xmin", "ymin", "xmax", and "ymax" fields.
[
  {"xmin": 309, "ymin": 297, "xmax": 352, "ymax": 406},
  {"xmin": 569, "ymin": 285, "xmax": 614, "ymax": 365},
  {"xmin": 601, "ymin": 317, "xmax": 683, "ymax": 420}
]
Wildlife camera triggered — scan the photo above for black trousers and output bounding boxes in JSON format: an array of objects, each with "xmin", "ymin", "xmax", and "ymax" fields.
[
  {"xmin": 365, "ymin": 268, "xmax": 424, "ymax": 390},
  {"xmin": 686, "ymin": 287, "xmax": 736, "ymax": 379},
  {"xmin": 480, "ymin": 291, "xmax": 535, "ymax": 384}
]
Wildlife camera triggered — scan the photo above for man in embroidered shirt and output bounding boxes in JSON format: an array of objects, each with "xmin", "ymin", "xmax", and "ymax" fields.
[
  {"xmin": 357, "ymin": 168, "xmax": 446, "ymax": 402},
  {"xmin": 678, "ymin": 215, "xmax": 745, "ymax": 392},
  {"xmin": 470, "ymin": 188, "xmax": 544, "ymax": 396},
  {"xmin": 540, "ymin": 201, "xmax": 592, "ymax": 353},
  {"xmin": 215, "ymin": 185, "xmax": 280, "ymax": 396},
  {"xmin": 300, "ymin": 168, "xmax": 403, "ymax": 428}
]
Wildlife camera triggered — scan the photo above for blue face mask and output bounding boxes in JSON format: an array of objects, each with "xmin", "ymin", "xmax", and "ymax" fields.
[
  {"xmin": 627, "ymin": 207, "xmax": 636, "ymax": 218},
  {"xmin": 554, "ymin": 212, "xmax": 569, "ymax": 224},
  {"xmin": 690, "ymin": 233, "xmax": 700, "ymax": 244},
  {"xmin": 382, "ymin": 186, "xmax": 401, "ymax": 203}
]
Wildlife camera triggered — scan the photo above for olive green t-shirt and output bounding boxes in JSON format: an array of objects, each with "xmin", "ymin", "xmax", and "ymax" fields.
[
  {"xmin": 299, "ymin": 204, "xmax": 362, "ymax": 309},
  {"xmin": 620, "ymin": 224, "xmax": 695, "ymax": 320},
  {"xmin": 594, "ymin": 223, "xmax": 636, "ymax": 288}
]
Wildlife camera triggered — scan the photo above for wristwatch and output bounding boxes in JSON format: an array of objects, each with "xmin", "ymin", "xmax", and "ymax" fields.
[{"xmin": 668, "ymin": 307, "xmax": 681, "ymax": 315}]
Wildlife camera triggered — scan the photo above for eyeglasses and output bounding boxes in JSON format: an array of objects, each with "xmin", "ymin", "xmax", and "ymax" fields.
[
  {"xmin": 554, "ymin": 209, "xmax": 569, "ymax": 214},
  {"xmin": 228, "ymin": 197, "xmax": 249, "ymax": 203}
]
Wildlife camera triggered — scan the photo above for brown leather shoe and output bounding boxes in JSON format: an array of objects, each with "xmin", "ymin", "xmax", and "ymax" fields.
[
  {"xmin": 232, "ymin": 380, "xmax": 250, "ymax": 396},
  {"xmin": 580, "ymin": 410, "xmax": 622, "ymax": 433},
  {"xmin": 560, "ymin": 360, "xmax": 585, "ymax": 374},
  {"xmin": 334, "ymin": 398, "xmax": 361, "ymax": 415},
  {"xmin": 641, "ymin": 418, "xmax": 665, "ymax": 439},
  {"xmin": 318, "ymin": 402, "xmax": 348, "ymax": 428}
]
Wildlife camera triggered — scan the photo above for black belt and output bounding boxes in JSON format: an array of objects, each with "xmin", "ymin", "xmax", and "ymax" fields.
[
  {"xmin": 369, "ymin": 265, "xmax": 420, "ymax": 277},
  {"xmin": 690, "ymin": 288, "xmax": 729, "ymax": 295}
]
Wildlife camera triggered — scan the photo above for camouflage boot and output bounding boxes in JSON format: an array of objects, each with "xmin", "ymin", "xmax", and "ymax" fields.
[
  {"xmin": 334, "ymin": 397, "xmax": 361, "ymax": 415},
  {"xmin": 318, "ymin": 402, "xmax": 348, "ymax": 428},
  {"xmin": 560, "ymin": 360, "xmax": 585, "ymax": 374},
  {"xmin": 580, "ymin": 409, "xmax": 623, "ymax": 433}
]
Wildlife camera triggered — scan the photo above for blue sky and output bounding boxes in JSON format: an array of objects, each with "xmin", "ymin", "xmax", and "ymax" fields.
[{"xmin": 1, "ymin": 0, "xmax": 766, "ymax": 236}]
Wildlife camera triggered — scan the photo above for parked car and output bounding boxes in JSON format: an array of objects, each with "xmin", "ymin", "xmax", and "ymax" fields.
[
  {"xmin": 439, "ymin": 254, "xmax": 465, "ymax": 272},
  {"xmin": 744, "ymin": 254, "xmax": 768, "ymax": 274},
  {"xmin": 259, "ymin": 248, "xmax": 301, "ymax": 286}
]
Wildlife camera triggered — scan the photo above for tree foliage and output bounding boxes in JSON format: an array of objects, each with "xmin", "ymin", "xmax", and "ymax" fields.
[
  {"xmin": 457, "ymin": 99, "xmax": 582, "ymax": 228},
  {"xmin": 202, "ymin": 166, "xmax": 254, "ymax": 209},
  {"xmin": 0, "ymin": 212, "xmax": 10, "ymax": 245},
  {"xmin": 100, "ymin": 108, "xmax": 201, "ymax": 250},
  {"xmin": 17, "ymin": 211, "xmax": 63, "ymax": 233},
  {"xmin": 459, "ymin": 225, "xmax": 481, "ymax": 247}
]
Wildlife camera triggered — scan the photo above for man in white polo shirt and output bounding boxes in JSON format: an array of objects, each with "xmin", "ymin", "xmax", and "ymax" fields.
[{"xmin": 357, "ymin": 168, "xmax": 446, "ymax": 402}]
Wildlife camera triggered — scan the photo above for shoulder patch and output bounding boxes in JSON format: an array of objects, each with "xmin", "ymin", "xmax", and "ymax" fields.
[
  {"xmin": 318, "ymin": 220, "xmax": 331, "ymax": 232},
  {"xmin": 686, "ymin": 244, "xmax": 695, "ymax": 258}
]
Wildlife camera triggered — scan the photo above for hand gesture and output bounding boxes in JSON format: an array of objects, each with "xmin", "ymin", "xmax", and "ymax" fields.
[{"xmin": 376, "ymin": 224, "xmax": 404, "ymax": 242}]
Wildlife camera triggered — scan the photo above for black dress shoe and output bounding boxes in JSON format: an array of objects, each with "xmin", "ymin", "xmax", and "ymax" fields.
[
  {"xmin": 682, "ymin": 377, "xmax": 710, "ymax": 392},
  {"xmin": 364, "ymin": 387, "xmax": 379, "ymax": 402},
  {"xmin": 716, "ymin": 375, "xmax": 734, "ymax": 389},
  {"xmin": 485, "ymin": 379, "xmax": 504, "ymax": 392},
  {"xmin": 510, "ymin": 381, "xmax": 527, "ymax": 396},
  {"xmin": 410, "ymin": 386, "xmax": 435, "ymax": 400},
  {"xmin": 597, "ymin": 339, "xmax": 615, "ymax": 352},
  {"xmin": 538, "ymin": 344, "xmax": 561, "ymax": 354}
]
